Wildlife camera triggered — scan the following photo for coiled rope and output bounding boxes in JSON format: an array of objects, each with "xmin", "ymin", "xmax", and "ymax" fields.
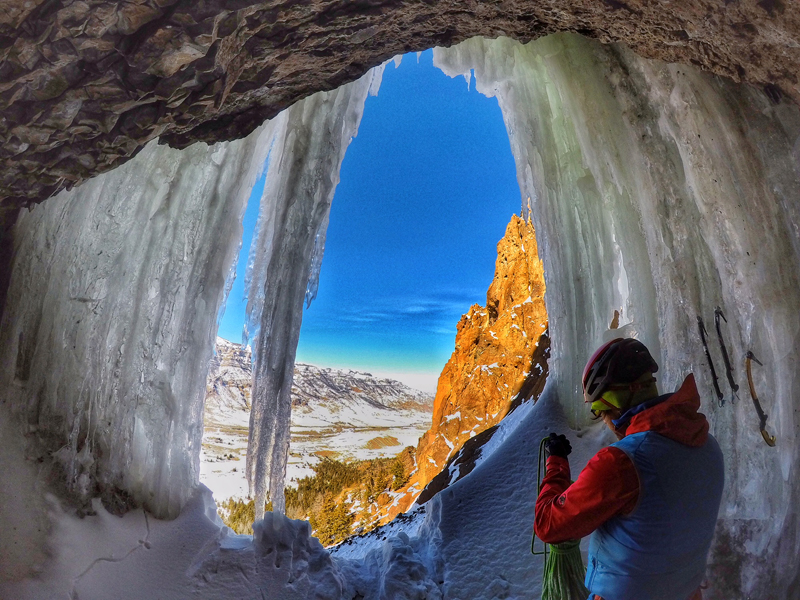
[{"xmin": 531, "ymin": 436, "xmax": 590, "ymax": 600}]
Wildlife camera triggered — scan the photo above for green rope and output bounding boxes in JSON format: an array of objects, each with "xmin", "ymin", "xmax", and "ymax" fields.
[{"xmin": 531, "ymin": 436, "xmax": 590, "ymax": 600}]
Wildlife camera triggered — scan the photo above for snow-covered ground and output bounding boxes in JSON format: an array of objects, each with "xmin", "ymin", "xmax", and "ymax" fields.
[
  {"xmin": 4, "ymin": 381, "xmax": 610, "ymax": 600},
  {"xmin": 201, "ymin": 339, "xmax": 433, "ymax": 500}
]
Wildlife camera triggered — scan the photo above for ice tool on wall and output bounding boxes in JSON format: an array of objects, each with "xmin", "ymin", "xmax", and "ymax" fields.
[
  {"xmin": 745, "ymin": 352, "xmax": 777, "ymax": 447},
  {"xmin": 697, "ymin": 316, "xmax": 724, "ymax": 407},
  {"xmin": 714, "ymin": 307, "xmax": 739, "ymax": 404}
]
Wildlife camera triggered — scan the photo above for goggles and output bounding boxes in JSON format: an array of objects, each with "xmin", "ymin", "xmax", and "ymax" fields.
[{"xmin": 589, "ymin": 396, "xmax": 618, "ymax": 419}]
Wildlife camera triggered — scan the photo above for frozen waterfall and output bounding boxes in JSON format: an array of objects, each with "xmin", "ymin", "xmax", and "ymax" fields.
[
  {"xmin": 0, "ymin": 127, "xmax": 274, "ymax": 521},
  {"xmin": 0, "ymin": 61, "xmax": 383, "ymax": 526},
  {"xmin": 243, "ymin": 66, "xmax": 384, "ymax": 518},
  {"xmin": 434, "ymin": 34, "xmax": 800, "ymax": 597},
  {"xmin": 2, "ymin": 30, "xmax": 800, "ymax": 600}
]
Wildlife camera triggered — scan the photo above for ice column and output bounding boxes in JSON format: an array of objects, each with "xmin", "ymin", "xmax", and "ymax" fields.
[
  {"xmin": 244, "ymin": 67, "xmax": 383, "ymax": 518},
  {"xmin": 0, "ymin": 126, "xmax": 275, "ymax": 519},
  {"xmin": 435, "ymin": 34, "xmax": 800, "ymax": 597}
]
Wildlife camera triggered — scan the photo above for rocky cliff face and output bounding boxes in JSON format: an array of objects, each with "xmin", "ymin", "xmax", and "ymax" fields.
[
  {"xmin": 2, "ymin": 1, "xmax": 799, "ymax": 212},
  {"xmin": 205, "ymin": 337, "xmax": 253, "ymax": 415},
  {"xmin": 416, "ymin": 213, "xmax": 548, "ymax": 484},
  {"xmin": 290, "ymin": 363, "xmax": 433, "ymax": 413},
  {"xmin": 378, "ymin": 214, "xmax": 548, "ymax": 520}
]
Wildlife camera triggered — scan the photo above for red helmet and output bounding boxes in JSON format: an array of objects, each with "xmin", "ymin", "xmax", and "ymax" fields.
[{"xmin": 582, "ymin": 338, "xmax": 659, "ymax": 405}]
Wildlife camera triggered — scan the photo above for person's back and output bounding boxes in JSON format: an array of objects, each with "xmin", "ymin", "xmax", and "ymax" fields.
[
  {"xmin": 535, "ymin": 339, "xmax": 725, "ymax": 600},
  {"xmin": 586, "ymin": 381, "xmax": 725, "ymax": 599}
]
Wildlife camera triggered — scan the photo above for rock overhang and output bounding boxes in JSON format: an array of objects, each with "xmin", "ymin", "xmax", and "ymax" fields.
[{"xmin": 1, "ymin": 0, "xmax": 799, "ymax": 214}]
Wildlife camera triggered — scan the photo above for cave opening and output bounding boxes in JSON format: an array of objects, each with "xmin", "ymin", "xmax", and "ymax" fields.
[
  {"xmin": 1, "ymin": 15, "xmax": 799, "ymax": 595},
  {"xmin": 202, "ymin": 49, "xmax": 546, "ymax": 542}
]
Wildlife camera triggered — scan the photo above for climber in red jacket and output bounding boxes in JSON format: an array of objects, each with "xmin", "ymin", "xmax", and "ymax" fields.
[{"xmin": 535, "ymin": 338, "xmax": 725, "ymax": 600}]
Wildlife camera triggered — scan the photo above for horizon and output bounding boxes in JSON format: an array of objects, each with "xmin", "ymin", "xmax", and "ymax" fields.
[
  {"xmin": 216, "ymin": 50, "xmax": 521, "ymax": 396},
  {"xmin": 214, "ymin": 333, "xmax": 441, "ymax": 395}
]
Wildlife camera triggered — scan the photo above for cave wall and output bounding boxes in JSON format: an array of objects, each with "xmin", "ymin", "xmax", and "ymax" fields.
[
  {"xmin": 1, "ymin": 0, "xmax": 799, "ymax": 213},
  {"xmin": 0, "ymin": 126, "xmax": 275, "ymax": 527},
  {"xmin": 435, "ymin": 33, "xmax": 800, "ymax": 598},
  {"xmin": 1, "ymin": 1, "xmax": 800, "ymax": 596}
]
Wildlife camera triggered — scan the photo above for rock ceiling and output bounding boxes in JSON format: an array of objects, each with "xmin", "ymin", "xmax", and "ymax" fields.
[{"xmin": 1, "ymin": 0, "xmax": 798, "ymax": 213}]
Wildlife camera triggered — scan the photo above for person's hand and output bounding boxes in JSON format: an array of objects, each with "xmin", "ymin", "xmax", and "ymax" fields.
[{"xmin": 545, "ymin": 432, "xmax": 572, "ymax": 458}]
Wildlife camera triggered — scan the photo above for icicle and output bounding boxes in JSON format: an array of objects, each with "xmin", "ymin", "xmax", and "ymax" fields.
[
  {"xmin": 305, "ymin": 210, "xmax": 330, "ymax": 308},
  {"xmin": 244, "ymin": 67, "xmax": 378, "ymax": 519},
  {"xmin": 0, "ymin": 124, "xmax": 276, "ymax": 518},
  {"xmin": 368, "ymin": 62, "xmax": 387, "ymax": 98}
]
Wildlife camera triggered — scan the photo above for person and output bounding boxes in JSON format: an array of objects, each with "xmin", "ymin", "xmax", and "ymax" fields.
[{"xmin": 534, "ymin": 338, "xmax": 725, "ymax": 600}]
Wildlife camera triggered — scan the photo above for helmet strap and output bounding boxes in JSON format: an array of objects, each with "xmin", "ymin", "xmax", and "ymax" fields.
[{"xmin": 593, "ymin": 397, "xmax": 620, "ymax": 411}]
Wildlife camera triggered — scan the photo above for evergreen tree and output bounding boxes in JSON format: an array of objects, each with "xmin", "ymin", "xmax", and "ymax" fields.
[
  {"xmin": 311, "ymin": 494, "xmax": 353, "ymax": 546},
  {"xmin": 391, "ymin": 459, "xmax": 407, "ymax": 490},
  {"xmin": 218, "ymin": 497, "xmax": 273, "ymax": 534}
]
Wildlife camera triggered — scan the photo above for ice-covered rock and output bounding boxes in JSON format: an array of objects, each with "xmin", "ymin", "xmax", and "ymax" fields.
[{"xmin": 434, "ymin": 33, "xmax": 800, "ymax": 598}]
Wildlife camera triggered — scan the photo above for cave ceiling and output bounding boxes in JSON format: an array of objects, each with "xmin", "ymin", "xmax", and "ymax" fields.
[{"xmin": 1, "ymin": 0, "xmax": 798, "ymax": 215}]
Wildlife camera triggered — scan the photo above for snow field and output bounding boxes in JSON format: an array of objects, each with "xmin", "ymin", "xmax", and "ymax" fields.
[
  {"xmin": 201, "ymin": 357, "xmax": 433, "ymax": 500},
  {"xmin": 3, "ymin": 379, "xmax": 589, "ymax": 600}
]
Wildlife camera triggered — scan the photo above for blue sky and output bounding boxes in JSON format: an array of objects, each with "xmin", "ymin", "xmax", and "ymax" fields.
[{"xmin": 217, "ymin": 50, "xmax": 521, "ymax": 393}]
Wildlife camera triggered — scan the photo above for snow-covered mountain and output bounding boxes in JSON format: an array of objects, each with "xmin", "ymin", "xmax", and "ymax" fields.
[{"xmin": 201, "ymin": 338, "xmax": 433, "ymax": 500}]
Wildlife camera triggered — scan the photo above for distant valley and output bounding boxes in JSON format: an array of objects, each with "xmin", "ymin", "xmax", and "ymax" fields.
[
  {"xmin": 201, "ymin": 338, "xmax": 434, "ymax": 501},
  {"xmin": 204, "ymin": 213, "xmax": 550, "ymax": 544}
]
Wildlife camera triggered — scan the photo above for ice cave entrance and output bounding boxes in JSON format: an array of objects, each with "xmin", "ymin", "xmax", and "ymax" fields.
[
  {"xmin": 4, "ymin": 29, "xmax": 800, "ymax": 599},
  {"xmin": 201, "ymin": 50, "xmax": 532, "ymax": 542}
]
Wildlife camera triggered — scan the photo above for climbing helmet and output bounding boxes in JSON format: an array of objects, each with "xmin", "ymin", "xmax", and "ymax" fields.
[{"xmin": 582, "ymin": 338, "xmax": 659, "ymax": 412}]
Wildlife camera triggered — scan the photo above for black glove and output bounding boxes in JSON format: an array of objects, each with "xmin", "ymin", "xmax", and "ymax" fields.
[{"xmin": 545, "ymin": 432, "xmax": 572, "ymax": 458}]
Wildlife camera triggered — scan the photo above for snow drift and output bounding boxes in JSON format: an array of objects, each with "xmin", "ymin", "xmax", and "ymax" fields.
[{"xmin": 2, "ymin": 33, "xmax": 800, "ymax": 599}]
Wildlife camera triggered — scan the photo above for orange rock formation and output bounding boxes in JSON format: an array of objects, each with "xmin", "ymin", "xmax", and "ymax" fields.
[{"xmin": 384, "ymin": 213, "xmax": 548, "ymax": 520}]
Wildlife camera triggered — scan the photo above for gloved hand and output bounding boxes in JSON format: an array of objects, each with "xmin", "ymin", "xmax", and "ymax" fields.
[{"xmin": 545, "ymin": 432, "xmax": 572, "ymax": 458}]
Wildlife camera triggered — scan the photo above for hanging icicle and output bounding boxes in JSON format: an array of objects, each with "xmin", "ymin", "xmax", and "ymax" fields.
[{"xmin": 244, "ymin": 66, "xmax": 384, "ymax": 518}]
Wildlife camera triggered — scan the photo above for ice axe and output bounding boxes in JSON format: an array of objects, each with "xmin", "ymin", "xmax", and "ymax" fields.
[
  {"xmin": 697, "ymin": 316, "xmax": 725, "ymax": 407},
  {"xmin": 744, "ymin": 351, "xmax": 777, "ymax": 447},
  {"xmin": 714, "ymin": 307, "xmax": 739, "ymax": 403}
]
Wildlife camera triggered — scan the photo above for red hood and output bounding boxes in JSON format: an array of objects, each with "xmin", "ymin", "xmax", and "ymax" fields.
[{"xmin": 625, "ymin": 374, "xmax": 709, "ymax": 447}]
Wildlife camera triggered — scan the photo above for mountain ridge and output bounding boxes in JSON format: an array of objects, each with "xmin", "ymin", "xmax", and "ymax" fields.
[
  {"xmin": 205, "ymin": 337, "xmax": 432, "ymax": 415},
  {"xmin": 201, "ymin": 338, "xmax": 434, "ymax": 499},
  {"xmin": 383, "ymin": 213, "xmax": 550, "ymax": 522}
]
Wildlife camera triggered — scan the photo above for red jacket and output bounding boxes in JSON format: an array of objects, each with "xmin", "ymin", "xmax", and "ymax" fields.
[{"xmin": 534, "ymin": 375, "xmax": 710, "ymax": 600}]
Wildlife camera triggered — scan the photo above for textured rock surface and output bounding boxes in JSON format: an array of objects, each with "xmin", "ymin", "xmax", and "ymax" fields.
[
  {"xmin": 378, "ymin": 214, "xmax": 549, "ymax": 521},
  {"xmin": 1, "ymin": 0, "xmax": 799, "ymax": 211},
  {"xmin": 204, "ymin": 338, "xmax": 254, "ymax": 414},
  {"xmin": 413, "ymin": 214, "xmax": 548, "ymax": 486}
]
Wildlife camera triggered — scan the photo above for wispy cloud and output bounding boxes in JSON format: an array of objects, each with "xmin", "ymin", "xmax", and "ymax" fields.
[
  {"xmin": 299, "ymin": 289, "xmax": 488, "ymax": 384},
  {"xmin": 324, "ymin": 288, "xmax": 482, "ymax": 334}
]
